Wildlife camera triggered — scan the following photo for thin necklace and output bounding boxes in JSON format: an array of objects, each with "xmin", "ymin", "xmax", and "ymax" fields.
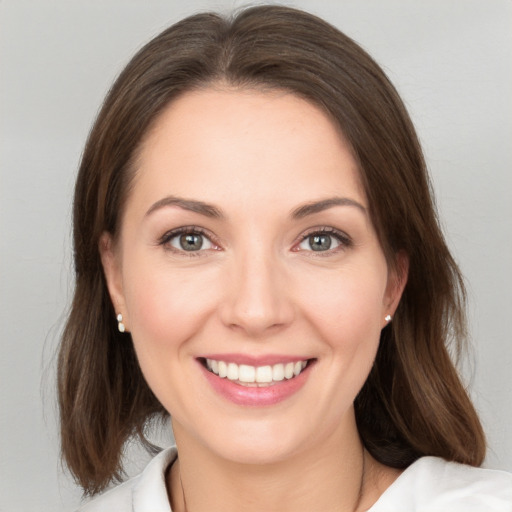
[
  {"xmin": 178, "ymin": 466, "xmax": 188, "ymax": 512},
  {"xmin": 354, "ymin": 445, "xmax": 366, "ymax": 511},
  {"xmin": 179, "ymin": 446, "xmax": 366, "ymax": 512}
]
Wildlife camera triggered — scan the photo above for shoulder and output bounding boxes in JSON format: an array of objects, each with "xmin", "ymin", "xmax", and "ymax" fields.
[
  {"xmin": 76, "ymin": 446, "xmax": 177, "ymax": 512},
  {"xmin": 371, "ymin": 456, "xmax": 512, "ymax": 512},
  {"xmin": 75, "ymin": 477, "xmax": 136, "ymax": 512}
]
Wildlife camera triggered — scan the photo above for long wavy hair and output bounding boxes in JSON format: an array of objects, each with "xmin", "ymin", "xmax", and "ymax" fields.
[{"xmin": 58, "ymin": 5, "xmax": 485, "ymax": 495}]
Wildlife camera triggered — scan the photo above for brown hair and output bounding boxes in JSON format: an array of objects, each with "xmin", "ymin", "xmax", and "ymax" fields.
[{"xmin": 58, "ymin": 5, "xmax": 485, "ymax": 495}]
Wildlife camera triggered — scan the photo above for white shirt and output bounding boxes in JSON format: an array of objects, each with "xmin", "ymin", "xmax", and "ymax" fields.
[{"xmin": 77, "ymin": 446, "xmax": 512, "ymax": 511}]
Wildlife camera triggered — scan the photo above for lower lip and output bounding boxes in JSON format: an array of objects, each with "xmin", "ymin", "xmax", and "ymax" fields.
[{"xmin": 199, "ymin": 362, "xmax": 312, "ymax": 406}]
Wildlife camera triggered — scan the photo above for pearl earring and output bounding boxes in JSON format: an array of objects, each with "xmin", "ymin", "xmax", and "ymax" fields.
[
  {"xmin": 117, "ymin": 313, "xmax": 126, "ymax": 333},
  {"xmin": 384, "ymin": 314, "xmax": 392, "ymax": 323}
]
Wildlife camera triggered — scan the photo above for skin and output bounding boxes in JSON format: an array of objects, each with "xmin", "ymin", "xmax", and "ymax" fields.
[{"xmin": 101, "ymin": 87, "xmax": 407, "ymax": 511}]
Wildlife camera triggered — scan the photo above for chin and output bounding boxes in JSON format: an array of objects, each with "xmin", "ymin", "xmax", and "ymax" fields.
[
  {"xmin": 191, "ymin": 409, "xmax": 343, "ymax": 467},
  {"xmin": 209, "ymin": 432, "xmax": 303, "ymax": 466}
]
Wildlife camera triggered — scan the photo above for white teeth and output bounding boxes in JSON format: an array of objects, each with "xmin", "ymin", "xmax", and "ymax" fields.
[
  {"xmin": 205, "ymin": 358, "xmax": 309, "ymax": 384},
  {"xmin": 218, "ymin": 361, "xmax": 227, "ymax": 378},
  {"xmin": 239, "ymin": 364, "xmax": 255, "ymax": 383},
  {"xmin": 272, "ymin": 363, "xmax": 285, "ymax": 381},
  {"xmin": 256, "ymin": 365, "xmax": 273, "ymax": 383},
  {"xmin": 227, "ymin": 363, "xmax": 239, "ymax": 380}
]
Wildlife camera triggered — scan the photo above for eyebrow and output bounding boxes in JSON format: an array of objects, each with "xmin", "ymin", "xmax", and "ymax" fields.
[
  {"xmin": 145, "ymin": 195, "xmax": 366, "ymax": 220},
  {"xmin": 291, "ymin": 197, "xmax": 367, "ymax": 219},
  {"xmin": 145, "ymin": 196, "xmax": 223, "ymax": 219}
]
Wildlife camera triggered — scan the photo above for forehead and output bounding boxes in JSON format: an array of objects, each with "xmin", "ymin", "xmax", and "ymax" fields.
[{"xmin": 129, "ymin": 87, "xmax": 366, "ymax": 215}]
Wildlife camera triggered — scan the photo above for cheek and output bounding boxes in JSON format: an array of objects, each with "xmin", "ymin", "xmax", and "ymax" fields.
[
  {"xmin": 122, "ymin": 260, "xmax": 216, "ymax": 356},
  {"xmin": 297, "ymin": 262, "xmax": 387, "ymax": 350}
]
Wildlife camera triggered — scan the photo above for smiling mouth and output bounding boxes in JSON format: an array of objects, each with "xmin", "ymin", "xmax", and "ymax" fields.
[{"xmin": 200, "ymin": 358, "xmax": 314, "ymax": 387}]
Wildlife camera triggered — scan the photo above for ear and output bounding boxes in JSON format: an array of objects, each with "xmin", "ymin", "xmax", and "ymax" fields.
[
  {"xmin": 382, "ymin": 250, "xmax": 409, "ymax": 326},
  {"xmin": 99, "ymin": 232, "xmax": 129, "ymax": 330}
]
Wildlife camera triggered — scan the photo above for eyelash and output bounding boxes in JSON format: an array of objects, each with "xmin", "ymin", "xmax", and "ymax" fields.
[
  {"xmin": 294, "ymin": 227, "xmax": 353, "ymax": 255},
  {"xmin": 158, "ymin": 226, "xmax": 220, "ymax": 257},
  {"xmin": 157, "ymin": 226, "xmax": 352, "ymax": 256}
]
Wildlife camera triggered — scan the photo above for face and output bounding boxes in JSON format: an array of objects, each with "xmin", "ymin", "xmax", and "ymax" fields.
[{"xmin": 101, "ymin": 88, "xmax": 406, "ymax": 465}]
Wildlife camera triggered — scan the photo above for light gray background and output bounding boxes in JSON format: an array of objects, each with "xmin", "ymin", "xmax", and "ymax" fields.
[{"xmin": 1, "ymin": 1, "xmax": 511, "ymax": 510}]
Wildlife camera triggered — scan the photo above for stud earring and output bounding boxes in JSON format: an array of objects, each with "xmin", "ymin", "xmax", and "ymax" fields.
[
  {"xmin": 384, "ymin": 314, "xmax": 392, "ymax": 323},
  {"xmin": 117, "ymin": 313, "xmax": 126, "ymax": 333}
]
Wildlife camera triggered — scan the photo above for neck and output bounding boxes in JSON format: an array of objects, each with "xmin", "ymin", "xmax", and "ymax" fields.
[{"xmin": 168, "ymin": 413, "xmax": 384, "ymax": 512}]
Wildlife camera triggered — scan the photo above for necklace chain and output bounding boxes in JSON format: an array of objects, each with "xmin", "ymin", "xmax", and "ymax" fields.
[{"xmin": 179, "ymin": 446, "xmax": 366, "ymax": 512}]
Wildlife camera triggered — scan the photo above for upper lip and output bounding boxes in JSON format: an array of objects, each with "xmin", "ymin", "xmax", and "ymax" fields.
[{"xmin": 198, "ymin": 353, "xmax": 313, "ymax": 366}]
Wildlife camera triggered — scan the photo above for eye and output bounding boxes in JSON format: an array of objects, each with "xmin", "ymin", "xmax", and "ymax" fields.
[
  {"xmin": 295, "ymin": 228, "xmax": 351, "ymax": 253},
  {"xmin": 171, "ymin": 232, "xmax": 213, "ymax": 251},
  {"xmin": 160, "ymin": 227, "xmax": 216, "ymax": 253},
  {"xmin": 299, "ymin": 233, "xmax": 340, "ymax": 252}
]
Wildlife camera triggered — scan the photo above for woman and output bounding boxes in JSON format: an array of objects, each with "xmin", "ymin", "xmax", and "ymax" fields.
[{"xmin": 58, "ymin": 5, "xmax": 512, "ymax": 511}]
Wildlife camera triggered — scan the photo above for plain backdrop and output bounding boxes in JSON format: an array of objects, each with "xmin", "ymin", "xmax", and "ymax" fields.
[{"xmin": 1, "ymin": 1, "xmax": 511, "ymax": 510}]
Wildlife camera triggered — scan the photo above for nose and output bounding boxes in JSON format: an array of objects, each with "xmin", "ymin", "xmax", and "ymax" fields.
[{"xmin": 218, "ymin": 247, "xmax": 295, "ymax": 337}]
